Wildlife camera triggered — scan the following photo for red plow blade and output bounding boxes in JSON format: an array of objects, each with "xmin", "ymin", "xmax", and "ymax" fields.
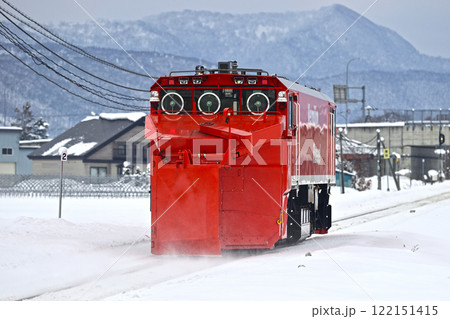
[{"xmin": 151, "ymin": 164, "xmax": 221, "ymax": 255}]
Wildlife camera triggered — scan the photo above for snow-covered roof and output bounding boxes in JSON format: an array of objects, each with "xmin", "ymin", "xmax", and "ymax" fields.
[
  {"xmin": 41, "ymin": 138, "xmax": 98, "ymax": 156},
  {"xmin": 19, "ymin": 139, "xmax": 52, "ymax": 145},
  {"xmin": 278, "ymin": 78, "xmax": 334, "ymax": 103},
  {"xmin": 335, "ymin": 168, "xmax": 356, "ymax": 175},
  {"xmin": 0, "ymin": 126, "xmax": 22, "ymax": 131},
  {"xmin": 337, "ymin": 122, "xmax": 405, "ymax": 128},
  {"xmin": 82, "ymin": 112, "xmax": 146, "ymax": 123},
  {"xmin": 29, "ymin": 112, "xmax": 146, "ymax": 159}
]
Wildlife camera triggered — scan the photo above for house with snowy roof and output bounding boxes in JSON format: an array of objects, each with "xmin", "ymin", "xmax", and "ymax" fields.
[{"xmin": 28, "ymin": 112, "xmax": 148, "ymax": 177}]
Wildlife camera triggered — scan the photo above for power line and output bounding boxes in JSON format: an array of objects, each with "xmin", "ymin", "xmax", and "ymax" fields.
[
  {"xmin": 0, "ymin": 22, "xmax": 147, "ymax": 103},
  {"xmin": 0, "ymin": 9, "xmax": 150, "ymax": 93},
  {"xmin": 0, "ymin": 42, "xmax": 147, "ymax": 111},
  {"xmin": 0, "ymin": 0, "xmax": 157, "ymax": 79},
  {"xmin": 0, "ymin": 0, "xmax": 161, "ymax": 113},
  {"xmin": 0, "ymin": 29, "xmax": 147, "ymax": 109}
]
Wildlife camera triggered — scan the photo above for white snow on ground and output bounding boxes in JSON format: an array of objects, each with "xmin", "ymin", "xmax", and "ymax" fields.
[
  {"xmin": 106, "ymin": 179, "xmax": 450, "ymax": 301},
  {"xmin": 1, "ymin": 178, "xmax": 450, "ymax": 302},
  {"xmin": 0, "ymin": 198, "xmax": 150, "ymax": 300},
  {"xmin": 0, "ymin": 197, "xmax": 225, "ymax": 301}
]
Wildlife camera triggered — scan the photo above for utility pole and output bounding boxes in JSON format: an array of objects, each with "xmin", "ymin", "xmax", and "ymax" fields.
[
  {"xmin": 361, "ymin": 85, "xmax": 366, "ymax": 121},
  {"xmin": 3, "ymin": 88, "xmax": 6, "ymax": 125},
  {"xmin": 339, "ymin": 128, "xmax": 345, "ymax": 194},
  {"xmin": 376, "ymin": 129, "xmax": 381, "ymax": 190},
  {"xmin": 381, "ymin": 140, "xmax": 401, "ymax": 191},
  {"xmin": 386, "ymin": 157, "xmax": 390, "ymax": 192},
  {"xmin": 422, "ymin": 159, "xmax": 425, "ymax": 183}
]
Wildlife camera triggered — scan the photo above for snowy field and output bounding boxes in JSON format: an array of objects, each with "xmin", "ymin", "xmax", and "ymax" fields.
[{"xmin": 1, "ymin": 177, "xmax": 450, "ymax": 316}]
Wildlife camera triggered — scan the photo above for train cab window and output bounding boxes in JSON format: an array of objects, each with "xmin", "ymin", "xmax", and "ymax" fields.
[
  {"xmin": 242, "ymin": 89, "xmax": 276, "ymax": 115},
  {"xmin": 288, "ymin": 96, "xmax": 294, "ymax": 130},
  {"xmin": 288, "ymin": 95, "xmax": 298, "ymax": 130},
  {"xmin": 159, "ymin": 89, "xmax": 193, "ymax": 114},
  {"xmin": 194, "ymin": 89, "xmax": 239, "ymax": 115},
  {"xmin": 330, "ymin": 107, "xmax": 336, "ymax": 137}
]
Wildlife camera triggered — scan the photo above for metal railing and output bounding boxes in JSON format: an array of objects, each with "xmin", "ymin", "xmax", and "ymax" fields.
[{"xmin": 0, "ymin": 174, "xmax": 150, "ymax": 198}]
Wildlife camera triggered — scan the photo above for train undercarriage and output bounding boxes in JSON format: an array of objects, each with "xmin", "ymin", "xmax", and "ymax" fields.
[{"xmin": 284, "ymin": 184, "xmax": 332, "ymax": 246}]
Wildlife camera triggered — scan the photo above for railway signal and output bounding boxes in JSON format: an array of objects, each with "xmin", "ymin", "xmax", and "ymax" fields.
[
  {"xmin": 383, "ymin": 148, "xmax": 390, "ymax": 159},
  {"xmin": 439, "ymin": 132, "xmax": 445, "ymax": 145}
]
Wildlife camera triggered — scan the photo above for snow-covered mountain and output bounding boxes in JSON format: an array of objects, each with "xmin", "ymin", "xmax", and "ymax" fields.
[
  {"xmin": 1, "ymin": 4, "xmax": 449, "ymax": 135},
  {"xmin": 49, "ymin": 5, "xmax": 450, "ymax": 77}
]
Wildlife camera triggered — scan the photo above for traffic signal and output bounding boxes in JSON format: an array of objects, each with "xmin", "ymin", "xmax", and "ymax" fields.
[{"xmin": 439, "ymin": 133, "xmax": 445, "ymax": 146}]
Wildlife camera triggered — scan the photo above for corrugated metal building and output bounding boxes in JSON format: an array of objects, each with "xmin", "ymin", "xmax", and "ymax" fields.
[{"xmin": 0, "ymin": 126, "xmax": 37, "ymax": 174}]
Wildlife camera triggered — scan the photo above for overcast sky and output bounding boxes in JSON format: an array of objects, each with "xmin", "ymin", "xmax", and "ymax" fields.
[{"xmin": 4, "ymin": 0, "xmax": 450, "ymax": 58}]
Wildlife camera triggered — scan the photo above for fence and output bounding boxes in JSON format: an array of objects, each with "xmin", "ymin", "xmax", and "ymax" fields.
[{"xmin": 0, "ymin": 174, "xmax": 150, "ymax": 198}]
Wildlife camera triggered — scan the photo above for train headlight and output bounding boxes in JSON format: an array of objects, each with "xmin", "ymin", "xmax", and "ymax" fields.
[
  {"xmin": 150, "ymin": 90, "xmax": 160, "ymax": 102},
  {"xmin": 234, "ymin": 77, "xmax": 244, "ymax": 85},
  {"xmin": 246, "ymin": 92, "xmax": 270, "ymax": 115},
  {"xmin": 179, "ymin": 78, "xmax": 189, "ymax": 85},
  {"xmin": 193, "ymin": 77, "xmax": 202, "ymax": 85},
  {"xmin": 277, "ymin": 91, "xmax": 287, "ymax": 103},
  {"xmin": 247, "ymin": 78, "xmax": 257, "ymax": 85},
  {"xmin": 198, "ymin": 92, "xmax": 221, "ymax": 115},
  {"xmin": 161, "ymin": 92, "xmax": 184, "ymax": 114}
]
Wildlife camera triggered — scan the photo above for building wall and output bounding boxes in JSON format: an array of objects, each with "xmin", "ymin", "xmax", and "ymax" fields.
[
  {"xmin": 86, "ymin": 125, "xmax": 147, "ymax": 175},
  {"xmin": 116, "ymin": 126, "xmax": 148, "ymax": 171},
  {"xmin": 86, "ymin": 163, "xmax": 120, "ymax": 177},
  {"xmin": 88, "ymin": 143, "xmax": 113, "ymax": 160},
  {"xmin": 339, "ymin": 123, "xmax": 449, "ymax": 178},
  {"xmin": 17, "ymin": 147, "xmax": 36, "ymax": 174},
  {"xmin": 32, "ymin": 159, "xmax": 87, "ymax": 176},
  {"xmin": 0, "ymin": 127, "xmax": 35, "ymax": 175},
  {"xmin": 0, "ymin": 162, "xmax": 15, "ymax": 174},
  {"xmin": 32, "ymin": 159, "xmax": 123, "ymax": 177},
  {"xmin": 0, "ymin": 128, "xmax": 21, "ymax": 174}
]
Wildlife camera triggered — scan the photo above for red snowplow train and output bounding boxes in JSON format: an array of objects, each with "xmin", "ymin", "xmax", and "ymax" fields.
[{"xmin": 145, "ymin": 61, "xmax": 336, "ymax": 255}]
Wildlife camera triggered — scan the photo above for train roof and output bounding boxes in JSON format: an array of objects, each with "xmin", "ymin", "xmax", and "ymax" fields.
[
  {"xmin": 152, "ymin": 61, "xmax": 335, "ymax": 105},
  {"xmin": 277, "ymin": 77, "xmax": 334, "ymax": 104}
]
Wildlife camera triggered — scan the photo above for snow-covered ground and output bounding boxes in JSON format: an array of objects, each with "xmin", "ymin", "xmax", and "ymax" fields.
[{"xmin": 1, "ymin": 177, "xmax": 450, "ymax": 304}]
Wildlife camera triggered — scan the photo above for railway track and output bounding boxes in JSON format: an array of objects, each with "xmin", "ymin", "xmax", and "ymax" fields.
[{"xmin": 332, "ymin": 190, "xmax": 450, "ymax": 231}]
